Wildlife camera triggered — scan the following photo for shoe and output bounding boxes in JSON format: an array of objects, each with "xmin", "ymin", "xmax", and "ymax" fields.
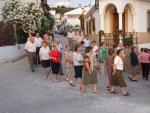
[
  {"xmin": 32, "ymin": 70, "xmax": 35, "ymax": 72},
  {"xmin": 110, "ymin": 91, "xmax": 118, "ymax": 94},
  {"xmin": 80, "ymin": 89, "xmax": 87, "ymax": 93},
  {"xmin": 70, "ymin": 83, "xmax": 75, "ymax": 87},
  {"xmin": 66, "ymin": 78, "xmax": 69, "ymax": 81},
  {"xmin": 107, "ymin": 86, "xmax": 111, "ymax": 90},
  {"xmin": 60, "ymin": 73, "xmax": 64, "ymax": 75},
  {"xmin": 69, "ymin": 80, "xmax": 73, "ymax": 84},
  {"xmin": 53, "ymin": 79, "xmax": 58, "ymax": 82},
  {"xmin": 122, "ymin": 93, "xmax": 130, "ymax": 96},
  {"xmin": 128, "ymin": 76, "xmax": 132, "ymax": 81},
  {"xmin": 128, "ymin": 76, "xmax": 138, "ymax": 82},
  {"xmin": 132, "ymin": 79, "xmax": 138, "ymax": 82}
]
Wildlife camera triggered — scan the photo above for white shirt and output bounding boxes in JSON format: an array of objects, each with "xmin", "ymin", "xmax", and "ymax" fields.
[
  {"xmin": 73, "ymin": 52, "xmax": 83, "ymax": 66},
  {"xmin": 114, "ymin": 56, "xmax": 123, "ymax": 70},
  {"xmin": 24, "ymin": 41, "xmax": 36, "ymax": 52},
  {"xmin": 83, "ymin": 38, "xmax": 91, "ymax": 47},
  {"xmin": 67, "ymin": 32, "xmax": 72, "ymax": 39},
  {"xmin": 93, "ymin": 45, "xmax": 99, "ymax": 56},
  {"xmin": 39, "ymin": 47, "xmax": 50, "ymax": 60},
  {"xmin": 72, "ymin": 32, "xmax": 76, "ymax": 40},
  {"xmin": 35, "ymin": 37, "xmax": 43, "ymax": 47}
]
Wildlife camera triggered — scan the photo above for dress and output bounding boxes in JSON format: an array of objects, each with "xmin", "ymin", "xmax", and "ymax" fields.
[
  {"xmin": 106, "ymin": 55, "xmax": 114, "ymax": 84},
  {"xmin": 112, "ymin": 56, "xmax": 127, "ymax": 88},
  {"xmin": 65, "ymin": 51, "xmax": 73, "ymax": 76},
  {"xmin": 73, "ymin": 52, "xmax": 83, "ymax": 78},
  {"xmin": 83, "ymin": 55, "xmax": 97, "ymax": 85},
  {"xmin": 49, "ymin": 49, "xmax": 61, "ymax": 74}
]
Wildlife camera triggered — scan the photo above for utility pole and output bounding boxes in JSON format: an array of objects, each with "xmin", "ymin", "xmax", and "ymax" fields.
[{"xmin": 90, "ymin": 0, "xmax": 91, "ymax": 6}]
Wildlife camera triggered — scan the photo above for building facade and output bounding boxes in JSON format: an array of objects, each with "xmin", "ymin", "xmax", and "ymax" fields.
[
  {"xmin": 81, "ymin": 0, "xmax": 150, "ymax": 48},
  {"xmin": 65, "ymin": 7, "xmax": 91, "ymax": 27}
]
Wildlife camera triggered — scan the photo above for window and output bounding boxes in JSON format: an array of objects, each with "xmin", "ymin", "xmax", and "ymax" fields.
[
  {"xmin": 92, "ymin": 18, "xmax": 95, "ymax": 32},
  {"xmin": 148, "ymin": 11, "xmax": 150, "ymax": 32}
]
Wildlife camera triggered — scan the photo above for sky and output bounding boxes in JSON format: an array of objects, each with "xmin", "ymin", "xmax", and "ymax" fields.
[{"xmin": 48, "ymin": 0, "xmax": 95, "ymax": 7}]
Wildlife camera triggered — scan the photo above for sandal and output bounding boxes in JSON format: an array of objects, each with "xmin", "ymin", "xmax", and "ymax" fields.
[
  {"xmin": 80, "ymin": 89, "xmax": 87, "ymax": 93},
  {"xmin": 122, "ymin": 93, "xmax": 130, "ymax": 96},
  {"xmin": 128, "ymin": 76, "xmax": 138, "ymax": 82},
  {"xmin": 110, "ymin": 91, "xmax": 118, "ymax": 94},
  {"xmin": 132, "ymin": 80, "xmax": 138, "ymax": 82},
  {"xmin": 93, "ymin": 91, "xmax": 100, "ymax": 95},
  {"xmin": 70, "ymin": 83, "xmax": 75, "ymax": 87},
  {"xmin": 128, "ymin": 76, "xmax": 132, "ymax": 81},
  {"xmin": 107, "ymin": 86, "xmax": 111, "ymax": 90}
]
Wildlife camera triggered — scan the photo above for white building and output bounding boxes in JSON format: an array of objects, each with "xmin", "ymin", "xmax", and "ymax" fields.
[
  {"xmin": 100, "ymin": 0, "xmax": 150, "ymax": 48},
  {"xmin": 81, "ymin": 0, "xmax": 150, "ymax": 48},
  {"xmin": 80, "ymin": 5, "xmax": 100, "ymax": 39},
  {"xmin": 65, "ymin": 7, "xmax": 91, "ymax": 27}
]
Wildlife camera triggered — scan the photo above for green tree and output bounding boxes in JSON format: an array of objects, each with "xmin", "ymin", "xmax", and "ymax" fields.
[
  {"xmin": 41, "ymin": 11, "xmax": 55, "ymax": 35},
  {"xmin": 56, "ymin": 6, "xmax": 74, "ymax": 14}
]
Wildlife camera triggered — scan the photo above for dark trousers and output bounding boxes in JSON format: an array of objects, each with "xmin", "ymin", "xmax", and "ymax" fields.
[
  {"xmin": 51, "ymin": 62, "xmax": 60, "ymax": 74},
  {"xmin": 27, "ymin": 52, "xmax": 36, "ymax": 71},
  {"xmin": 141, "ymin": 63, "xmax": 150, "ymax": 80},
  {"xmin": 35, "ymin": 47, "xmax": 41, "ymax": 65}
]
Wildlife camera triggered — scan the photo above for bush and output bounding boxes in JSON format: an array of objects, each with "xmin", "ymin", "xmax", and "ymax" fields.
[{"xmin": 0, "ymin": 21, "xmax": 26, "ymax": 46}]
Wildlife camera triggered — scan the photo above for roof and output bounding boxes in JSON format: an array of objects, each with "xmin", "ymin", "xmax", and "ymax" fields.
[
  {"xmin": 64, "ymin": 8, "xmax": 84, "ymax": 15},
  {"xmin": 65, "ymin": 6, "xmax": 92, "ymax": 16}
]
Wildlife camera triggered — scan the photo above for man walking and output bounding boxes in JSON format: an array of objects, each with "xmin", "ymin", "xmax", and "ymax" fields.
[
  {"xmin": 35, "ymin": 32, "xmax": 43, "ymax": 66},
  {"xmin": 67, "ymin": 31, "xmax": 73, "ymax": 50},
  {"xmin": 25, "ymin": 36, "xmax": 36, "ymax": 72}
]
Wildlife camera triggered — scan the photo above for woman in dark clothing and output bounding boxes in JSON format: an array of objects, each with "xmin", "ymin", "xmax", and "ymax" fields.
[
  {"xmin": 139, "ymin": 48, "xmax": 150, "ymax": 80},
  {"xmin": 128, "ymin": 46, "xmax": 139, "ymax": 81}
]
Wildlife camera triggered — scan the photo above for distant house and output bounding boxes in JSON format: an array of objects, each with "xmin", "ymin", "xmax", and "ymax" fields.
[{"xmin": 65, "ymin": 7, "xmax": 91, "ymax": 27}]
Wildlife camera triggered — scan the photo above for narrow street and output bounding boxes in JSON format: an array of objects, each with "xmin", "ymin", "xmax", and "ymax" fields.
[{"xmin": 0, "ymin": 36, "xmax": 150, "ymax": 113}]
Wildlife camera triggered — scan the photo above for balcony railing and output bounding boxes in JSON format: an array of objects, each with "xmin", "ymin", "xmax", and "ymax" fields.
[{"xmin": 103, "ymin": 32, "xmax": 138, "ymax": 48}]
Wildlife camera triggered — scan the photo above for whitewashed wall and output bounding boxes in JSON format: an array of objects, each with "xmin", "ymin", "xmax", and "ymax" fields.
[
  {"xmin": 138, "ymin": 43, "xmax": 150, "ymax": 50},
  {"xmin": 0, "ymin": 0, "xmax": 5, "ymax": 21},
  {"xmin": 136, "ymin": 1, "xmax": 150, "ymax": 32},
  {"xmin": 93, "ymin": 9, "xmax": 100, "ymax": 34},
  {"xmin": 66, "ymin": 18, "xmax": 80, "ymax": 26},
  {"xmin": 0, "ymin": 44, "xmax": 26, "ymax": 64}
]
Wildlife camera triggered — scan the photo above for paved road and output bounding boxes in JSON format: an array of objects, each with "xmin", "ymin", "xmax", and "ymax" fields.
[{"xmin": 0, "ymin": 36, "xmax": 150, "ymax": 113}]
